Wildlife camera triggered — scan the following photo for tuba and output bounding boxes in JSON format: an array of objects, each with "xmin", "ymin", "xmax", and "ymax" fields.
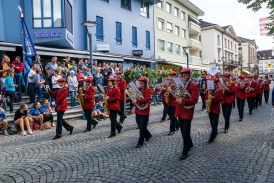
[
  {"xmin": 126, "ymin": 82, "xmax": 148, "ymax": 110},
  {"xmin": 76, "ymin": 87, "xmax": 84, "ymax": 111},
  {"xmin": 206, "ymin": 90, "xmax": 212, "ymax": 113},
  {"xmin": 98, "ymin": 84, "xmax": 110, "ymax": 116},
  {"xmin": 168, "ymin": 77, "xmax": 193, "ymax": 109},
  {"xmin": 164, "ymin": 91, "xmax": 170, "ymax": 103}
]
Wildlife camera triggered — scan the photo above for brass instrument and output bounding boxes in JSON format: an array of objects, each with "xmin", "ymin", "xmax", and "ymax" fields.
[
  {"xmin": 76, "ymin": 87, "xmax": 84, "ymax": 111},
  {"xmin": 126, "ymin": 82, "xmax": 148, "ymax": 110},
  {"xmin": 206, "ymin": 90, "xmax": 212, "ymax": 113},
  {"xmin": 168, "ymin": 77, "xmax": 194, "ymax": 109},
  {"xmin": 164, "ymin": 92, "xmax": 170, "ymax": 103},
  {"xmin": 98, "ymin": 84, "xmax": 110, "ymax": 116}
]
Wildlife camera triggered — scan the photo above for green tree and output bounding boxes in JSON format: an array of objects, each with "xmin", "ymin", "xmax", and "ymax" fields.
[{"xmin": 238, "ymin": 0, "xmax": 274, "ymax": 35}]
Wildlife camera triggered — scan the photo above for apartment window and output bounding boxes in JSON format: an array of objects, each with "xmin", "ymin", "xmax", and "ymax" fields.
[
  {"xmin": 132, "ymin": 26, "xmax": 137, "ymax": 47},
  {"xmin": 166, "ymin": 2, "xmax": 172, "ymax": 13},
  {"xmin": 32, "ymin": 0, "xmax": 64, "ymax": 28},
  {"xmin": 140, "ymin": 0, "xmax": 149, "ymax": 18},
  {"xmin": 199, "ymin": 50, "xmax": 202, "ymax": 58},
  {"xmin": 231, "ymin": 42, "xmax": 233, "ymax": 51},
  {"xmin": 145, "ymin": 31, "xmax": 150, "ymax": 50},
  {"xmin": 116, "ymin": 22, "xmax": 122, "ymax": 44},
  {"xmin": 121, "ymin": 0, "xmax": 131, "ymax": 10},
  {"xmin": 158, "ymin": 18, "xmax": 164, "ymax": 30},
  {"xmin": 217, "ymin": 35, "xmax": 220, "ymax": 45},
  {"xmin": 167, "ymin": 42, "xmax": 173, "ymax": 53},
  {"xmin": 218, "ymin": 49, "xmax": 220, "ymax": 61},
  {"xmin": 174, "ymin": 7, "xmax": 179, "ymax": 17},
  {"xmin": 181, "ymin": 11, "xmax": 186, "ymax": 20},
  {"xmin": 96, "ymin": 16, "xmax": 104, "ymax": 41},
  {"xmin": 199, "ymin": 35, "xmax": 201, "ymax": 42},
  {"xmin": 181, "ymin": 29, "xmax": 186, "ymax": 38},
  {"xmin": 175, "ymin": 45, "xmax": 180, "ymax": 54},
  {"xmin": 175, "ymin": 26, "xmax": 180, "ymax": 36},
  {"xmin": 158, "ymin": 39, "xmax": 165, "ymax": 51},
  {"xmin": 157, "ymin": 0, "xmax": 163, "ymax": 9},
  {"xmin": 228, "ymin": 40, "xmax": 230, "ymax": 49},
  {"xmin": 225, "ymin": 39, "xmax": 227, "ymax": 48},
  {"xmin": 65, "ymin": 0, "xmax": 73, "ymax": 33},
  {"xmin": 167, "ymin": 22, "xmax": 173, "ymax": 33}
]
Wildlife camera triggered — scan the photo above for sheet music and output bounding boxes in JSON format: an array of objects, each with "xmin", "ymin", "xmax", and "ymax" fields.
[
  {"xmin": 97, "ymin": 84, "xmax": 105, "ymax": 93},
  {"xmin": 135, "ymin": 81, "xmax": 140, "ymax": 88},
  {"xmin": 219, "ymin": 78, "xmax": 223, "ymax": 83},
  {"xmin": 173, "ymin": 77, "xmax": 184, "ymax": 87},
  {"xmin": 129, "ymin": 82, "xmax": 138, "ymax": 91},
  {"xmin": 207, "ymin": 80, "xmax": 214, "ymax": 90}
]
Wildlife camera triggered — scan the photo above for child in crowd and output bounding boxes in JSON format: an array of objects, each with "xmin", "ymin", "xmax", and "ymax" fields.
[
  {"xmin": 92, "ymin": 101, "xmax": 108, "ymax": 121},
  {"xmin": 151, "ymin": 87, "xmax": 160, "ymax": 105},
  {"xmin": 0, "ymin": 107, "xmax": 9, "ymax": 136},
  {"xmin": 40, "ymin": 99, "xmax": 55, "ymax": 127}
]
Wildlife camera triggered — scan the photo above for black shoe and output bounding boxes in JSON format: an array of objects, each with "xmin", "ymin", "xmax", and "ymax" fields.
[
  {"xmin": 145, "ymin": 136, "xmax": 152, "ymax": 142},
  {"xmin": 117, "ymin": 126, "xmax": 123, "ymax": 134},
  {"xmin": 180, "ymin": 154, "xmax": 188, "ymax": 160},
  {"xmin": 224, "ymin": 129, "xmax": 228, "ymax": 133},
  {"xmin": 92, "ymin": 124, "xmax": 97, "ymax": 129},
  {"xmin": 108, "ymin": 134, "xmax": 116, "ymax": 138},
  {"xmin": 249, "ymin": 111, "xmax": 252, "ymax": 115},
  {"xmin": 69, "ymin": 127, "xmax": 74, "ymax": 135},
  {"xmin": 175, "ymin": 128, "xmax": 179, "ymax": 131},
  {"xmin": 136, "ymin": 144, "xmax": 143, "ymax": 148},
  {"xmin": 83, "ymin": 130, "xmax": 91, "ymax": 133},
  {"xmin": 189, "ymin": 143, "xmax": 193, "ymax": 149},
  {"xmin": 167, "ymin": 117, "xmax": 171, "ymax": 120},
  {"xmin": 96, "ymin": 116, "xmax": 101, "ymax": 121},
  {"xmin": 160, "ymin": 119, "xmax": 165, "ymax": 122},
  {"xmin": 100, "ymin": 114, "xmax": 105, "ymax": 120},
  {"xmin": 208, "ymin": 139, "xmax": 214, "ymax": 143},
  {"xmin": 239, "ymin": 119, "xmax": 243, "ymax": 121},
  {"xmin": 52, "ymin": 136, "xmax": 61, "ymax": 140},
  {"xmin": 168, "ymin": 132, "xmax": 175, "ymax": 136}
]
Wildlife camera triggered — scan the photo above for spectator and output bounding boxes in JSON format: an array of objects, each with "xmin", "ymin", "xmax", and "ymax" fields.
[
  {"xmin": 0, "ymin": 55, "xmax": 10, "ymax": 92},
  {"xmin": 94, "ymin": 68, "xmax": 104, "ymax": 86},
  {"xmin": 64, "ymin": 55, "xmax": 71, "ymax": 67},
  {"xmin": 60, "ymin": 61, "xmax": 68, "ymax": 77},
  {"xmin": 118, "ymin": 63, "xmax": 123, "ymax": 72},
  {"xmin": 33, "ymin": 69, "xmax": 45, "ymax": 102},
  {"xmin": 83, "ymin": 59, "xmax": 92, "ymax": 76},
  {"xmin": 97, "ymin": 62, "xmax": 102, "ymax": 69},
  {"xmin": 45, "ymin": 57, "xmax": 58, "ymax": 88},
  {"xmin": 136, "ymin": 63, "xmax": 142, "ymax": 71},
  {"xmin": 28, "ymin": 102, "xmax": 44, "ymax": 130},
  {"xmin": 0, "ymin": 107, "xmax": 9, "ymax": 136},
  {"xmin": 94, "ymin": 86, "xmax": 103, "ymax": 103},
  {"xmin": 109, "ymin": 63, "xmax": 115, "ymax": 75},
  {"xmin": 151, "ymin": 87, "xmax": 160, "ymax": 105},
  {"xmin": 14, "ymin": 104, "xmax": 33, "ymax": 135},
  {"xmin": 27, "ymin": 64, "xmax": 37, "ymax": 105},
  {"xmin": 5, "ymin": 70, "xmax": 17, "ymax": 113},
  {"xmin": 92, "ymin": 61, "xmax": 98, "ymax": 74},
  {"xmin": 40, "ymin": 99, "xmax": 55, "ymax": 127},
  {"xmin": 68, "ymin": 60, "xmax": 77, "ymax": 76},
  {"xmin": 102, "ymin": 64, "xmax": 111, "ymax": 85},
  {"xmin": 56, "ymin": 67, "xmax": 65, "ymax": 78},
  {"xmin": 12, "ymin": 56, "xmax": 24, "ymax": 93},
  {"xmin": 67, "ymin": 71, "xmax": 78, "ymax": 107},
  {"xmin": 33, "ymin": 55, "xmax": 43, "ymax": 71},
  {"xmin": 92, "ymin": 101, "xmax": 108, "ymax": 120},
  {"xmin": 77, "ymin": 68, "xmax": 85, "ymax": 88},
  {"xmin": 51, "ymin": 70, "xmax": 61, "ymax": 92},
  {"xmin": 77, "ymin": 58, "xmax": 85, "ymax": 70}
]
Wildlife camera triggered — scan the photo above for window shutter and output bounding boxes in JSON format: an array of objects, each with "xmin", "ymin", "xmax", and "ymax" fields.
[
  {"xmin": 116, "ymin": 22, "xmax": 122, "ymax": 43},
  {"xmin": 96, "ymin": 16, "xmax": 104, "ymax": 41},
  {"xmin": 132, "ymin": 27, "xmax": 137, "ymax": 47},
  {"xmin": 146, "ymin": 31, "xmax": 150, "ymax": 49}
]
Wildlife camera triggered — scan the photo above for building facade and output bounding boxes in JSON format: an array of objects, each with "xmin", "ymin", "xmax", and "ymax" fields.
[
  {"xmin": 257, "ymin": 50, "xmax": 274, "ymax": 74},
  {"xmin": 154, "ymin": 0, "xmax": 206, "ymax": 70},
  {"xmin": 200, "ymin": 20, "xmax": 241, "ymax": 73},
  {"xmin": 0, "ymin": 0, "xmax": 158, "ymax": 70},
  {"xmin": 238, "ymin": 36, "xmax": 259, "ymax": 73}
]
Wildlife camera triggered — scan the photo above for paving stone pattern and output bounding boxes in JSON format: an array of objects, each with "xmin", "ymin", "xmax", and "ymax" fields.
[{"xmin": 0, "ymin": 98, "xmax": 274, "ymax": 183}]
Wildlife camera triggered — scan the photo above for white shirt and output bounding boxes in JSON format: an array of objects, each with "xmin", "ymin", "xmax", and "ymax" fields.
[
  {"xmin": 28, "ymin": 69, "xmax": 36, "ymax": 83},
  {"xmin": 67, "ymin": 76, "xmax": 78, "ymax": 91},
  {"xmin": 52, "ymin": 75, "xmax": 61, "ymax": 89}
]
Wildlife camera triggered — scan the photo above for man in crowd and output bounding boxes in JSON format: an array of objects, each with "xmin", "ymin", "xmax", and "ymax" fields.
[
  {"xmin": 12, "ymin": 56, "xmax": 24, "ymax": 93},
  {"xmin": 45, "ymin": 56, "xmax": 58, "ymax": 88},
  {"xmin": 27, "ymin": 64, "xmax": 37, "ymax": 105},
  {"xmin": 0, "ymin": 55, "xmax": 10, "ymax": 92}
]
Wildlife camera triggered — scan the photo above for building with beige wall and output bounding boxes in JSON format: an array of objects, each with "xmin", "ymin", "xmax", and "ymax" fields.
[
  {"xmin": 154, "ymin": 0, "xmax": 207, "ymax": 70},
  {"xmin": 257, "ymin": 50, "xmax": 274, "ymax": 74},
  {"xmin": 200, "ymin": 20, "xmax": 241, "ymax": 73}
]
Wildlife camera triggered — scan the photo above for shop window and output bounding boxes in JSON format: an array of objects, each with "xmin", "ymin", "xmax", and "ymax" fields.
[{"xmin": 121, "ymin": 0, "xmax": 131, "ymax": 10}]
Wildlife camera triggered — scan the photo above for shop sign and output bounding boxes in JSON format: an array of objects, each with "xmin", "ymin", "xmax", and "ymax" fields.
[
  {"xmin": 97, "ymin": 44, "xmax": 110, "ymax": 51},
  {"xmin": 34, "ymin": 30, "xmax": 61, "ymax": 38},
  {"xmin": 133, "ymin": 50, "xmax": 143, "ymax": 56}
]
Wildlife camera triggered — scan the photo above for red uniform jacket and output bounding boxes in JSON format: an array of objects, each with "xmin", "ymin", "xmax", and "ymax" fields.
[
  {"xmin": 161, "ymin": 88, "xmax": 167, "ymax": 103},
  {"xmin": 174, "ymin": 82, "xmax": 199, "ymax": 120},
  {"xmin": 107, "ymin": 86, "xmax": 121, "ymax": 111},
  {"xmin": 257, "ymin": 80, "xmax": 264, "ymax": 94},
  {"xmin": 135, "ymin": 87, "xmax": 152, "ymax": 116},
  {"xmin": 117, "ymin": 78, "xmax": 126, "ymax": 101},
  {"xmin": 245, "ymin": 81, "xmax": 258, "ymax": 98},
  {"xmin": 236, "ymin": 81, "xmax": 248, "ymax": 100},
  {"xmin": 84, "ymin": 85, "xmax": 95, "ymax": 110},
  {"xmin": 168, "ymin": 94, "xmax": 177, "ymax": 107},
  {"xmin": 220, "ymin": 82, "xmax": 236, "ymax": 104},
  {"xmin": 49, "ymin": 87, "xmax": 68, "ymax": 111},
  {"xmin": 205, "ymin": 89, "xmax": 224, "ymax": 114},
  {"xmin": 264, "ymin": 80, "xmax": 271, "ymax": 91}
]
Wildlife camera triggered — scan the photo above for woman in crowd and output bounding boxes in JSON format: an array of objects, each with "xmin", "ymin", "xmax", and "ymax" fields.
[
  {"xmin": 14, "ymin": 104, "xmax": 33, "ymax": 135},
  {"xmin": 67, "ymin": 70, "xmax": 78, "ymax": 107},
  {"xmin": 92, "ymin": 100, "xmax": 108, "ymax": 120},
  {"xmin": 28, "ymin": 102, "xmax": 44, "ymax": 130},
  {"xmin": 5, "ymin": 70, "xmax": 17, "ymax": 113},
  {"xmin": 60, "ymin": 61, "xmax": 68, "ymax": 77},
  {"xmin": 33, "ymin": 69, "xmax": 45, "ymax": 102},
  {"xmin": 76, "ymin": 68, "xmax": 85, "ymax": 88},
  {"xmin": 68, "ymin": 60, "xmax": 77, "ymax": 76},
  {"xmin": 94, "ymin": 68, "xmax": 104, "ymax": 86},
  {"xmin": 40, "ymin": 99, "xmax": 55, "ymax": 127},
  {"xmin": 0, "ymin": 107, "xmax": 9, "ymax": 136},
  {"xmin": 51, "ymin": 69, "xmax": 61, "ymax": 92}
]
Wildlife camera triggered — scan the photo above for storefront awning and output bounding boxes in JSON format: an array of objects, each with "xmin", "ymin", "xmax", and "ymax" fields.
[{"xmin": 0, "ymin": 42, "xmax": 20, "ymax": 51}]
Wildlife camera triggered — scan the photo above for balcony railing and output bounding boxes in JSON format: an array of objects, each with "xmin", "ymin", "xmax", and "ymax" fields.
[
  {"xmin": 225, "ymin": 59, "xmax": 242, "ymax": 66},
  {"xmin": 188, "ymin": 39, "xmax": 201, "ymax": 49},
  {"xmin": 188, "ymin": 21, "xmax": 201, "ymax": 34}
]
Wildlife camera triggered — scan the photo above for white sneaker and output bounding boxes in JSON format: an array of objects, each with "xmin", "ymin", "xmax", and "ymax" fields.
[
  {"xmin": 28, "ymin": 130, "xmax": 33, "ymax": 135},
  {"xmin": 21, "ymin": 131, "xmax": 27, "ymax": 136},
  {"xmin": 52, "ymin": 122, "xmax": 55, "ymax": 127}
]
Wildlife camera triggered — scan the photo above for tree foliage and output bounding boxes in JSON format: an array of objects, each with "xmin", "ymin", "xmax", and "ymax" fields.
[{"xmin": 238, "ymin": 0, "xmax": 274, "ymax": 36}]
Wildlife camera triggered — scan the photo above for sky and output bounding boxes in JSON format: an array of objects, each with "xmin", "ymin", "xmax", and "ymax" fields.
[{"xmin": 190, "ymin": 0, "xmax": 273, "ymax": 50}]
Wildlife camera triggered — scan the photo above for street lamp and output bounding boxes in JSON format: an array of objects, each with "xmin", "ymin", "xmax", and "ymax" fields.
[
  {"xmin": 182, "ymin": 46, "xmax": 192, "ymax": 69},
  {"xmin": 81, "ymin": 21, "xmax": 98, "ymax": 74}
]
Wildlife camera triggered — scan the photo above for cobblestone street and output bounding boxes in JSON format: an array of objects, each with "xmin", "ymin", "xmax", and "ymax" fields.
[{"xmin": 1, "ymin": 100, "xmax": 274, "ymax": 183}]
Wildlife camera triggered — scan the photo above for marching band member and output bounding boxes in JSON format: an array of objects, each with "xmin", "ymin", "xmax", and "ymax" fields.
[
  {"xmin": 220, "ymin": 72, "xmax": 236, "ymax": 133},
  {"xmin": 106, "ymin": 77, "xmax": 123, "ymax": 138},
  {"xmin": 168, "ymin": 71, "xmax": 179, "ymax": 135},
  {"xmin": 116, "ymin": 71, "xmax": 127, "ymax": 124},
  {"xmin": 133, "ymin": 77, "xmax": 152, "ymax": 148},
  {"xmin": 175, "ymin": 69, "xmax": 199, "ymax": 160},
  {"xmin": 48, "ymin": 78, "xmax": 74, "ymax": 140},
  {"xmin": 82, "ymin": 78, "xmax": 98, "ymax": 132},
  {"xmin": 245, "ymin": 75, "xmax": 257, "ymax": 115},
  {"xmin": 200, "ymin": 72, "xmax": 207, "ymax": 111},
  {"xmin": 255, "ymin": 75, "xmax": 264, "ymax": 108},
  {"xmin": 160, "ymin": 80, "xmax": 169, "ymax": 122},
  {"xmin": 205, "ymin": 77, "xmax": 223, "ymax": 143},
  {"xmin": 236, "ymin": 74, "xmax": 248, "ymax": 121},
  {"xmin": 263, "ymin": 75, "xmax": 271, "ymax": 103}
]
